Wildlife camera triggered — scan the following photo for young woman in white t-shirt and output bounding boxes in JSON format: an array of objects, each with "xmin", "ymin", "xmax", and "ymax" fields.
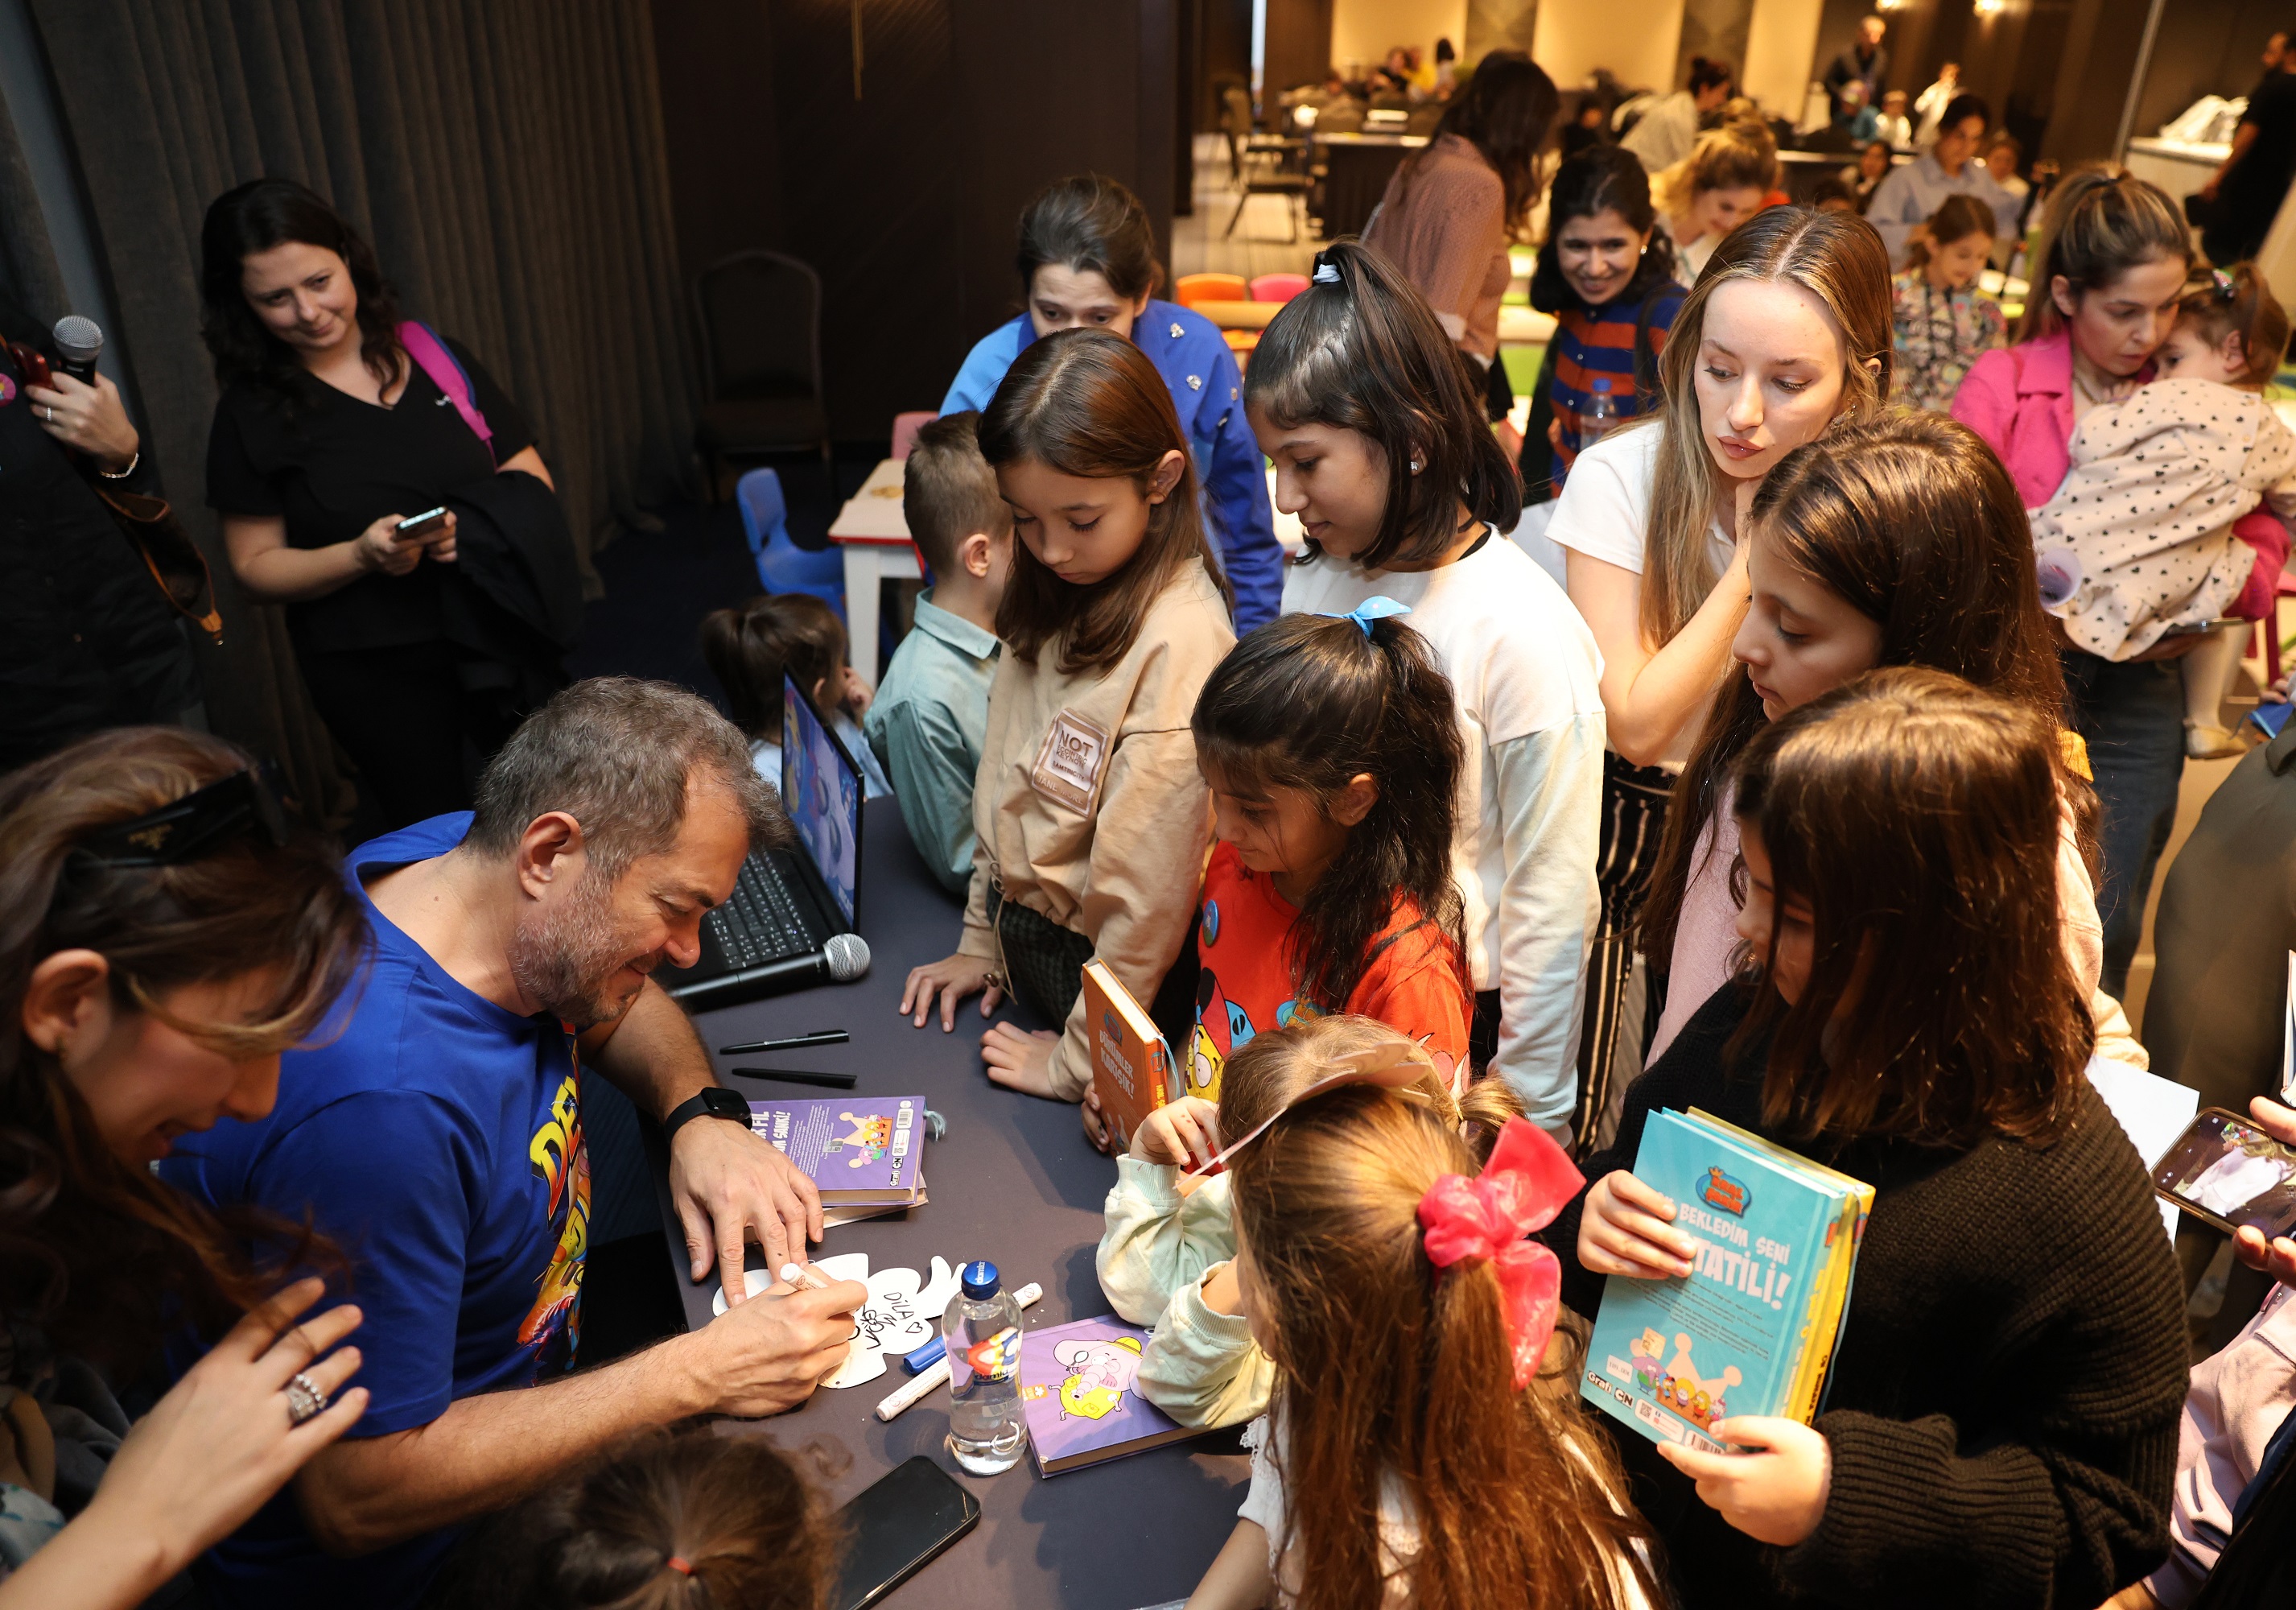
[
  {"xmin": 1183, "ymin": 1016, "xmax": 1659, "ymax": 1610},
  {"xmin": 1247, "ymin": 243, "xmax": 1604, "ymax": 1140},
  {"xmin": 1545, "ymin": 206, "xmax": 1894, "ymax": 1147}
]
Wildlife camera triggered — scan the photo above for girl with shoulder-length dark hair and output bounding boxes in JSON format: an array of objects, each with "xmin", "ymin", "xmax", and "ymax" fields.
[
  {"xmin": 1554, "ymin": 667, "xmax": 2190, "ymax": 1610},
  {"xmin": 1247, "ymin": 241, "xmax": 1604, "ymax": 1145},
  {"xmin": 901, "ymin": 330, "xmax": 1235, "ymax": 1142},
  {"xmin": 199, "ymin": 177, "xmax": 561, "ymax": 830},
  {"xmin": 1366, "ymin": 48, "xmax": 1559, "ymax": 436},
  {"xmin": 1637, "ymin": 411, "xmax": 2140, "ymax": 1073},
  {"xmin": 1952, "ymin": 164, "xmax": 2203, "ymax": 1002},
  {"xmin": 939, "ymin": 173, "xmax": 1282, "ymax": 631},
  {"xmin": 1523, "ymin": 146, "xmax": 1687, "ymax": 499},
  {"xmin": 0, "ymin": 727, "xmax": 371, "ymax": 1607}
]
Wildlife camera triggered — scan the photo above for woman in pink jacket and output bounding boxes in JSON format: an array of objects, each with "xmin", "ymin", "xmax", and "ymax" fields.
[{"xmin": 1950, "ymin": 167, "xmax": 2191, "ymax": 1001}]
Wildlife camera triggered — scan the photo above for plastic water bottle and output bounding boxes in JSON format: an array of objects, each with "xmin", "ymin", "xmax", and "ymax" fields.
[
  {"xmin": 943, "ymin": 1260, "xmax": 1027, "ymax": 1474},
  {"xmin": 1581, "ymin": 376, "xmax": 1619, "ymax": 447}
]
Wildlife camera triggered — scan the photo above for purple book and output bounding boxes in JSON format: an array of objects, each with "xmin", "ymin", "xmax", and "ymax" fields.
[
  {"xmin": 747, "ymin": 1096, "xmax": 924, "ymax": 1204},
  {"xmin": 1017, "ymin": 1315, "xmax": 1209, "ymax": 1476}
]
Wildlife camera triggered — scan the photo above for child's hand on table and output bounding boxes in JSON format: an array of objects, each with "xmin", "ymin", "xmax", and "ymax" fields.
[
  {"xmin": 900, "ymin": 953, "xmax": 1002, "ymax": 1030},
  {"xmin": 1132, "ymin": 1096, "xmax": 1222, "ymax": 1171},
  {"xmin": 1657, "ymin": 1416, "xmax": 1832, "ymax": 1546},
  {"xmin": 1579, "ymin": 1169, "xmax": 1698, "ymax": 1279},
  {"xmin": 982, "ymin": 1022, "xmax": 1061, "ymax": 1099}
]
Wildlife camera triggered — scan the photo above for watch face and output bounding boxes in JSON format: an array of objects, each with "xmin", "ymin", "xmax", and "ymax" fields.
[{"xmin": 703, "ymin": 1087, "xmax": 751, "ymax": 1121}]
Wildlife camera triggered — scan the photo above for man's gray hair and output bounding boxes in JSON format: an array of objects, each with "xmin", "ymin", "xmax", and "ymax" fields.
[{"xmin": 468, "ymin": 678, "xmax": 790, "ymax": 876}]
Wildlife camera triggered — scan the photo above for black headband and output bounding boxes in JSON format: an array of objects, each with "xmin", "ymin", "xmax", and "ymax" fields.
[{"xmin": 72, "ymin": 764, "xmax": 291, "ymax": 869}]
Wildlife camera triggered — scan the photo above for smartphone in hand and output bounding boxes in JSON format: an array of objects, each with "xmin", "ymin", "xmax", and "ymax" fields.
[
  {"xmin": 2154, "ymin": 1106, "xmax": 2296, "ymax": 1239},
  {"xmin": 395, "ymin": 506, "xmax": 450, "ymax": 542}
]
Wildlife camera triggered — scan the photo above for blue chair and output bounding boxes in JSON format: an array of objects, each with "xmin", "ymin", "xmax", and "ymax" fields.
[{"xmin": 736, "ymin": 468, "xmax": 844, "ymax": 618}]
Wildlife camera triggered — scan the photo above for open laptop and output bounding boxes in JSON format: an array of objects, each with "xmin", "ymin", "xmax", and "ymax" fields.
[{"xmin": 662, "ymin": 672, "xmax": 863, "ymax": 1003}]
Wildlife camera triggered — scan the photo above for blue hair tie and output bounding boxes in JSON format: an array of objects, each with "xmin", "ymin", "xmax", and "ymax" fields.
[
  {"xmin": 1322, "ymin": 596, "xmax": 1410, "ymax": 638},
  {"xmin": 1312, "ymin": 250, "xmax": 1344, "ymax": 286}
]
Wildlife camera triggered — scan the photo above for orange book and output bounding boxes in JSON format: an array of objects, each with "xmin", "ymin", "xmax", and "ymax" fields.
[{"xmin": 1082, "ymin": 959, "xmax": 1173, "ymax": 1151}]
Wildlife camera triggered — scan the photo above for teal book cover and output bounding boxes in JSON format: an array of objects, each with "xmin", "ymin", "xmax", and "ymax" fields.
[{"xmin": 1581, "ymin": 1110, "xmax": 1849, "ymax": 1453}]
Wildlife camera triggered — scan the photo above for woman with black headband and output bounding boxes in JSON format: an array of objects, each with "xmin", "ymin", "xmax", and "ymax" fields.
[{"xmin": 0, "ymin": 728, "xmax": 370, "ymax": 1608}]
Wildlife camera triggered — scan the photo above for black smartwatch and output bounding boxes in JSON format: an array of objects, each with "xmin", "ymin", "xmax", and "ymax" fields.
[{"xmin": 663, "ymin": 1085, "xmax": 752, "ymax": 1145}]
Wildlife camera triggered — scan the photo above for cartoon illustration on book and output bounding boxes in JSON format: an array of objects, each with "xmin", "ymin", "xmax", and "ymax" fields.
[
  {"xmin": 1188, "ymin": 969, "xmax": 1256, "ymax": 1096},
  {"xmin": 828, "ymin": 1110, "xmax": 892, "ymax": 1166},
  {"xmin": 1053, "ymin": 1335, "xmax": 1144, "ymax": 1420},
  {"xmin": 1628, "ymin": 1327, "xmax": 1667, "ymax": 1395},
  {"xmin": 1658, "ymin": 1334, "xmax": 1742, "ymax": 1430}
]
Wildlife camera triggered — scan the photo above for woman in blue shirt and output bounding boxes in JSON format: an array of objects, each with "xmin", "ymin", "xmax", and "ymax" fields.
[{"xmin": 940, "ymin": 175, "xmax": 1282, "ymax": 630}]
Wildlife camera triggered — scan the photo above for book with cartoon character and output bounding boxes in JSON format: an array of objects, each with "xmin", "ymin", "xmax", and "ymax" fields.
[
  {"xmin": 1582, "ymin": 1109, "xmax": 1869, "ymax": 1454},
  {"xmin": 1082, "ymin": 960, "xmax": 1175, "ymax": 1153},
  {"xmin": 1016, "ymin": 1315, "xmax": 1209, "ymax": 1475},
  {"xmin": 746, "ymin": 1095, "xmax": 925, "ymax": 1205}
]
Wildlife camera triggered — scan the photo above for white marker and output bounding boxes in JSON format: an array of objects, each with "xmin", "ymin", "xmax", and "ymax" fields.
[
  {"xmin": 780, "ymin": 1261, "xmax": 833, "ymax": 1291},
  {"xmin": 874, "ymin": 1281, "xmax": 1043, "ymax": 1422}
]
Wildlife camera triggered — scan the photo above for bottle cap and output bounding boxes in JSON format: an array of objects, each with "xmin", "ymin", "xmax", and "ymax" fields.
[
  {"xmin": 960, "ymin": 1259, "xmax": 1000, "ymax": 1299},
  {"xmin": 1592, "ymin": 377, "xmax": 1612, "ymax": 393}
]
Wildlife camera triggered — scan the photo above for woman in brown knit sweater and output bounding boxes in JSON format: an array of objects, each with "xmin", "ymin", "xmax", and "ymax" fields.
[
  {"xmin": 1549, "ymin": 669, "xmax": 2189, "ymax": 1609},
  {"xmin": 1363, "ymin": 49, "xmax": 1556, "ymax": 443}
]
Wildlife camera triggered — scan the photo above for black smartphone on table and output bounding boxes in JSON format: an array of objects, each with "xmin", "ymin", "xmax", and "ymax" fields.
[
  {"xmin": 395, "ymin": 506, "xmax": 450, "ymax": 542},
  {"xmin": 831, "ymin": 1455, "xmax": 979, "ymax": 1610},
  {"xmin": 2152, "ymin": 1106, "xmax": 2296, "ymax": 1239}
]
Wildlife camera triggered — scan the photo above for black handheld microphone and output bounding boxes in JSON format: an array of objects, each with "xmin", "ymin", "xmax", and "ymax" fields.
[
  {"xmin": 50, "ymin": 316, "xmax": 103, "ymax": 385},
  {"xmin": 667, "ymin": 932, "xmax": 871, "ymax": 1010}
]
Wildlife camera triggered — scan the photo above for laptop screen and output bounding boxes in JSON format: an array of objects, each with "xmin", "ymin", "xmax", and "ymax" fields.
[{"xmin": 781, "ymin": 673, "xmax": 863, "ymax": 927}]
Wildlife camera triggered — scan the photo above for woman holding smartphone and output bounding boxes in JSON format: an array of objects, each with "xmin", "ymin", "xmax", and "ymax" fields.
[{"xmin": 200, "ymin": 180, "xmax": 558, "ymax": 828}]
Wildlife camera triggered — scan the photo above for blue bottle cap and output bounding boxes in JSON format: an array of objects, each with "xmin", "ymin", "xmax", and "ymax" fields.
[
  {"xmin": 1592, "ymin": 376, "xmax": 1612, "ymax": 393},
  {"xmin": 960, "ymin": 1259, "xmax": 1000, "ymax": 1299}
]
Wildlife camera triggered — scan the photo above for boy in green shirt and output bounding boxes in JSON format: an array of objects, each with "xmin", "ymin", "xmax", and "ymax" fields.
[{"xmin": 864, "ymin": 412, "xmax": 1012, "ymax": 892}]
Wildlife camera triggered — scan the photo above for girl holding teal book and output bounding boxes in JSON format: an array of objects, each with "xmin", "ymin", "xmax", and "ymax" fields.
[{"xmin": 1550, "ymin": 669, "xmax": 2190, "ymax": 1609}]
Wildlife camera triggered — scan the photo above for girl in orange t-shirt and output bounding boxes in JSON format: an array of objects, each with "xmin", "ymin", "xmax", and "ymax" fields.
[{"xmin": 1187, "ymin": 602, "xmax": 1474, "ymax": 1094}]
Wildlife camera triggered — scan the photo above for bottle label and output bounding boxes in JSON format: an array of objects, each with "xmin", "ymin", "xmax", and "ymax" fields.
[{"xmin": 962, "ymin": 1325, "xmax": 1022, "ymax": 1383}]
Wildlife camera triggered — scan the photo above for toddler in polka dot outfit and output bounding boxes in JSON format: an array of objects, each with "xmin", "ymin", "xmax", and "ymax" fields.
[{"xmin": 2031, "ymin": 264, "xmax": 2296, "ymax": 757}]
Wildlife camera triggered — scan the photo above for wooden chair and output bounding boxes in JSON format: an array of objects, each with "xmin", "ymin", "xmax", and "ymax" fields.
[{"xmin": 693, "ymin": 250, "xmax": 829, "ymax": 501}]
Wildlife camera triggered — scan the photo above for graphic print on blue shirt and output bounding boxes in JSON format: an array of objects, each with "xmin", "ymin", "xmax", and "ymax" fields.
[{"xmin": 157, "ymin": 811, "xmax": 592, "ymax": 1608}]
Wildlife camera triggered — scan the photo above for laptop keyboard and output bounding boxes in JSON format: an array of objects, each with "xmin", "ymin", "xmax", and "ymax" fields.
[{"xmin": 708, "ymin": 856, "xmax": 814, "ymax": 968}]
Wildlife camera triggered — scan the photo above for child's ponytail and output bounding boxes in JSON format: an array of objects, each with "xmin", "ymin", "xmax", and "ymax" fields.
[
  {"xmin": 1193, "ymin": 609, "xmax": 1465, "ymax": 1013},
  {"xmin": 1244, "ymin": 242, "xmax": 1521, "ymax": 570},
  {"xmin": 2177, "ymin": 261, "xmax": 2291, "ymax": 386}
]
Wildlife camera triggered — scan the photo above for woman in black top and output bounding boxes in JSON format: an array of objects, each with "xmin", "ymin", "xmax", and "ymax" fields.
[
  {"xmin": 1551, "ymin": 669, "xmax": 2188, "ymax": 1609},
  {"xmin": 200, "ymin": 180, "xmax": 557, "ymax": 828}
]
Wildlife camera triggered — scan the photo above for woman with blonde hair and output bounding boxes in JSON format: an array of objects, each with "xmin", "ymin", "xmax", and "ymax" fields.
[
  {"xmin": 1545, "ymin": 204, "xmax": 1891, "ymax": 1149},
  {"xmin": 1651, "ymin": 124, "xmax": 1776, "ymax": 286}
]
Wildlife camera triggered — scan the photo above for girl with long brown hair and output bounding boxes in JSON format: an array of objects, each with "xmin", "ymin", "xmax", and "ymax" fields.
[
  {"xmin": 901, "ymin": 329, "xmax": 1235, "ymax": 1135},
  {"xmin": 1651, "ymin": 123, "xmax": 1776, "ymax": 287},
  {"xmin": 0, "ymin": 728, "xmax": 371, "ymax": 1608},
  {"xmin": 1560, "ymin": 669, "xmax": 2190, "ymax": 1608},
  {"xmin": 1547, "ymin": 205, "xmax": 1890, "ymax": 1149},
  {"xmin": 1636, "ymin": 411, "xmax": 2141, "ymax": 1079},
  {"xmin": 1185, "ymin": 1018, "xmax": 1660, "ymax": 1610},
  {"xmin": 1247, "ymin": 241, "xmax": 1603, "ymax": 1142}
]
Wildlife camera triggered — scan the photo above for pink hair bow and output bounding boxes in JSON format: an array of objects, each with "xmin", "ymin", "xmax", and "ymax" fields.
[{"xmin": 1416, "ymin": 1117, "xmax": 1584, "ymax": 1390}]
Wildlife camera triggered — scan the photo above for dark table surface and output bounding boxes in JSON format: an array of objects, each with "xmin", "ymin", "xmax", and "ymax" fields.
[{"xmin": 648, "ymin": 797, "xmax": 1247, "ymax": 1608}]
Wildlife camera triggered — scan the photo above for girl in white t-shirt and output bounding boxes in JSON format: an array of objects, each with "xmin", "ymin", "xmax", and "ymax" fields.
[
  {"xmin": 1636, "ymin": 410, "xmax": 2143, "ymax": 1067},
  {"xmin": 1183, "ymin": 1016, "xmax": 1659, "ymax": 1610},
  {"xmin": 1545, "ymin": 206, "xmax": 1893, "ymax": 1148},
  {"xmin": 1246, "ymin": 242, "xmax": 1604, "ymax": 1141}
]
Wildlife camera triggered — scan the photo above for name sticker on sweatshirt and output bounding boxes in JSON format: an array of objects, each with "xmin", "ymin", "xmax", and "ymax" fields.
[{"xmin": 1031, "ymin": 708, "xmax": 1111, "ymax": 814}]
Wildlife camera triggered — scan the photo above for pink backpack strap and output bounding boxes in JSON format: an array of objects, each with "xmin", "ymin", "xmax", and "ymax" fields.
[{"xmin": 397, "ymin": 320, "xmax": 495, "ymax": 464}]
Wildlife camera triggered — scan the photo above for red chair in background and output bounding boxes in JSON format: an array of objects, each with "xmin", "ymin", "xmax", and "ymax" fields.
[
  {"xmin": 1250, "ymin": 273, "xmax": 1310, "ymax": 303},
  {"xmin": 891, "ymin": 411, "xmax": 938, "ymax": 460}
]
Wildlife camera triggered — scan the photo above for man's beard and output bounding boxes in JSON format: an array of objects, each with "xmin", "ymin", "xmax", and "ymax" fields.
[{"xmin": 508, "ymin": 870, "xmax": 647, "ymax": 1030}]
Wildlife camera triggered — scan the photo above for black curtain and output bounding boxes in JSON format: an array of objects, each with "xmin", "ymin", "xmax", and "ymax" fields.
[{"xmin": 7, "ymin": 0, "xmax": 696, "ymax": 812}]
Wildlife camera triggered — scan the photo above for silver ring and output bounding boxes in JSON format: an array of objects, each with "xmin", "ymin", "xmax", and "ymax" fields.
[
  {"xmin": 39, "ymin": 406, "xmax": 52, "ymax": 422},
  {"xmin": 285, "ymin": 1371, "xmax": 328, "ymax": 1425}
]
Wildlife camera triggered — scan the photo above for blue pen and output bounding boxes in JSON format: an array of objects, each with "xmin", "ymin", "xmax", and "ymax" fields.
[{"xmin": 903, "ymin": 1335, "xmax": 946, "ymax": 1374}]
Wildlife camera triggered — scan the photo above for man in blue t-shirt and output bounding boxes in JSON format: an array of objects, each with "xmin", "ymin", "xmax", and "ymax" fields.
[{"xmin": 162, "ymin": 679, "xmax": 867, "ymax": 1609}]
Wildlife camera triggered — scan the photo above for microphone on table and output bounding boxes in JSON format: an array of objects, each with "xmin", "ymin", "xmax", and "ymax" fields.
[
  {"xmin": 666, "ymin": 932, "xmax": 871, "ymax": 1010},
  {"xmin": 50, "ymin": 316, "xmax": 103, "ymax": 385}
]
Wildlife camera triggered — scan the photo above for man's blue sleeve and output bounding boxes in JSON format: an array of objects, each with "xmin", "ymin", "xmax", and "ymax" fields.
[
  {"xmin": 1202, "ymin": 343, "xmax": 1282, "ymax": 633},
  {"xmin": 242, "ymin": 1092, "xmax": 478, "ymax": 1437}
]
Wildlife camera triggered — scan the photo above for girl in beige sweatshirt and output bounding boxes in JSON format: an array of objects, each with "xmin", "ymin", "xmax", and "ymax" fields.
[{"xmin": 900, "ymin": 328, "xmax": 1235, "ymax": 1137}]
